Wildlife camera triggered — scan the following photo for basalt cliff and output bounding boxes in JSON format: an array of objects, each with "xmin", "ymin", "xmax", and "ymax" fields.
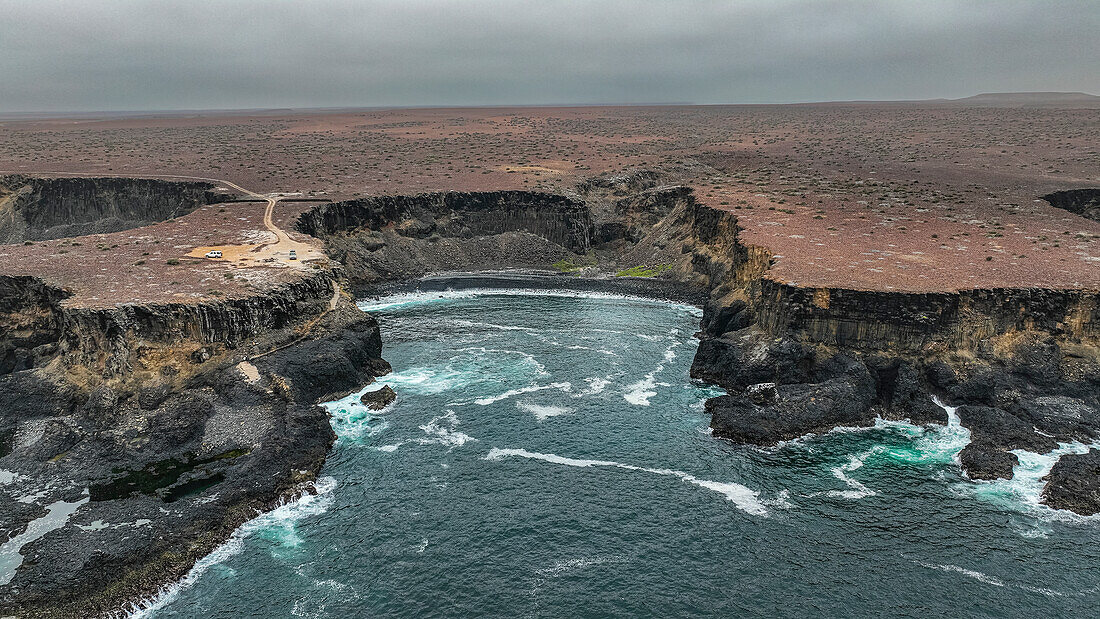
[
  {"xmin": 0, "ymin": 211, "xmax": 391, "ymax": 617},
  {"xmin": 294, "ymin": 175, "xmax": 1100, "ymax": 514},
  {"xmin": 0, "ymin": 175, "xmax": 224, "ymax": 244},
  {"xmin": 3, "ymin": 173, "xmax": 1100, "ymax": 616}
]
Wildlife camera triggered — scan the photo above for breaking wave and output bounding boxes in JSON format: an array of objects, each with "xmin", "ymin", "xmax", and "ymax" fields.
[{"xmin": 123, "ymin": 477, "xmax": 336, "ymax": 618}]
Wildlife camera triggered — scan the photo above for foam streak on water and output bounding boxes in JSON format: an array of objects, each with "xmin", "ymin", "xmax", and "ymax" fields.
[
  {"xmin": 483, "ymin": 447, "xmax": 769, "ymax": 516},
  {"xmin": 966, "ymin": 440, "xmax": 1100, "ymax": 521}
]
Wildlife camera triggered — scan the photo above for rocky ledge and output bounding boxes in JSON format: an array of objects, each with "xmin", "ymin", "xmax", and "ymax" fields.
[
  {"xmin": 0, "ymin": 175, "xmax": 227, "ymax": 244},
  {"xmin": 0, "ymin": 272, "xmax": 389, "ymax": 617},
  {"xmin": 684, "ymin": 188, "xmax": 1100, "ymax": 511}
]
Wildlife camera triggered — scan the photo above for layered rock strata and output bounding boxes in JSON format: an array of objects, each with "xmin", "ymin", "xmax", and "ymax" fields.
[
  {"xmin": 294, "ymin": 182, "xmax": 1100, "ymax": 514},
  {"xmin": 0, "ymin": 271, "xmax": 389, "ymax": 617},
  {"xmin": 5, "ymin": 172, "xmax": 1100, "ymax": 616},
  {"xmin": 0, "ymin": 175, "xmax": 225, "ymax": 243}
]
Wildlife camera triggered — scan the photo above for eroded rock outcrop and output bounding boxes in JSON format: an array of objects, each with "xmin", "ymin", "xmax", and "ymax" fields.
[
  {"xmin": 0, "ymin": 273, "xmax": 389, "ymax": 617},
  {"xmin": 1042, "ymin": 449, "xmax": 1100, "ymax": 514},
  {"xmin": 7, "ymin": 170, "xmax": 1100, "ymax": 616},
  {"xmin": 1042, "ymin": 188, "xmax": 1100, "ymax": 222},
  {"xmin": 680, "ymin": 186, "xmax": 1100, "ymax": 508}
]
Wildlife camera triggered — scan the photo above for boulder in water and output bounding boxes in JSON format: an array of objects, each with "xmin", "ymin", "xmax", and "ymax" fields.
[
  {"xmin": 1042, "ymin": 449, "xmax": 1100, "ymax": 515},
  {"xmin": 361, "ymin": 386, "xmax": 396, "ymax": 410}
]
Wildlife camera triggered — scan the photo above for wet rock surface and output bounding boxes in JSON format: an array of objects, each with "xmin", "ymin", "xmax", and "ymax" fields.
[
  {"xmin": 692, "ymin": 282, "xmax": 1100, "ymax": 508},
  {"xmin": 959, "ymin": 444, "xmax": 1020, "ymax": 481},
  {"xmin": 4, "ymin": 171, "xmax": 1100, "ymax": 616},
  {"xmin": 361, "ymin": 385, "xmax": 396, "ymax": 410},
  {"xmin": 0, "ymin": 303, "xmax": 388, "ymax": 618},
  {"xmin": 1042, "ymin": 449, "xmax": 1100, "ymax": 514}
]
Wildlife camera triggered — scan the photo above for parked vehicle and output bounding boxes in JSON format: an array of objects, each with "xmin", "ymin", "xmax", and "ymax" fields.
[
  {"xmin": 204, "ymin": 250, "xmax": 222, "ymax": 259},
  {"xmin": 289, "ymin": 250, "xmax": 297, "ymax": 260}
]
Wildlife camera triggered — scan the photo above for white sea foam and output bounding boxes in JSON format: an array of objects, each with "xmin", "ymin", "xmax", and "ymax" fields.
[
  {"xmin": 913, "ymin": 560, "xmax": 1005, "ymax": 587},
  {"xmin": 517, "ymin": 401, "xmax": 573, "ymax": 421},
  {"xmin": 450, "ymin": 319, "xmax": 537, "ymax": 332},
  {"xmin": 474, "ymin": 382, "xmax": 572, "ymax": 405},
  {"xmin": 323, "ymin": 388, "xmax": 392, "ymax": 443},
  {"xmin": 357, "ymin": 287, "xmax": 701, "ymax": 316},
  {"xmin": 417, "ymin": 410, "xmax": 476, "ymax": 449},
  {"xmin": 623, "ymin": 376, "xmax": 659, "ymax": 406},
  {"xmin": 563, "ymin": 343, "xmax": 618, "ymax": 355},
  {"xmin": 622, "ymin": 339, "xmax": 679, "ymax": 406},
  {"xmin": 535, "ymin": 556, "xmax": 621, "ymax": 576},
  {"xmin": 911, "ymin": 558, "xmax": 1066, "ymax": 596},
  {"xmin": 823, "ymin": 448, "xmax": 881, "ymax": 499},
  {"xmin": 576, "ymin": 376, "xmax": 612, "ymax": 396},
  {"xmin": 123, "ymin": 477, "xmax": 336, "ymax": 618},
  {"xmin": 963, "ymin": 439, "xmax": 1100, "ymax": 522},
  {"xmin": 483, "ymin": 447, "xmax": 769, "ymax": 516},
  {"xmin": 457, "ymin": 346, "xmax": 548, "ymax": 374}
]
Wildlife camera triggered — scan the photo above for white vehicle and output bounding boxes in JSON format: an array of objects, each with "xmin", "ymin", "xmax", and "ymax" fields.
[
  {"xmin": 204, "ymin": 250, "xmax": 223, "ymax": 259},
  {"xmin": 288, "ymin": 250, "xmax": 297, "ymax": 260}
]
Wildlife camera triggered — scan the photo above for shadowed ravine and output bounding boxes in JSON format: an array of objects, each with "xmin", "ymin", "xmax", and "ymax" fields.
[{"xmin": 136, "ymin": 285, "xmax": 1100, "ymax": 618}]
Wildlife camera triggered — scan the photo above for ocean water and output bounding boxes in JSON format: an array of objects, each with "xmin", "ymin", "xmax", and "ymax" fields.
[{"xmin": 138, "ymin": 287, "xmax": 1100, "ymax": 618}]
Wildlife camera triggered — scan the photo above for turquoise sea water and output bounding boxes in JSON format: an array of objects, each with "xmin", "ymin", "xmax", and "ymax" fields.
[{"xmin": 139, "ymin": 286, "xmax": 1100, "ymax": 618}]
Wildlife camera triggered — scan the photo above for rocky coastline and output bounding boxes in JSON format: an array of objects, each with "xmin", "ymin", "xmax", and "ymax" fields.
[
  {"xmin": 0, "ymin": 271, "xmax": 390, "ymax": 617},
  {"xmin": 3, "ymin": 172, "xmax": 1100, "ymax": 615},
  {"xmin": 297, "ymin": 180, "xmax": 1100, "ymax": 507}
]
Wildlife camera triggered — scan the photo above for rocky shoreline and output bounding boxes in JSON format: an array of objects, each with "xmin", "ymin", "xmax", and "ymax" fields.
[
  {"xmin": 306, "ymin": 182, "xmax": 1100, "ymax": 506},
  {"xmin": 3, "ymin": 173, "xmax": 1100, "ymax": 616},
  {"xmin": 0, "ymin": 276, "xmax": 390, "ymax": 617}
]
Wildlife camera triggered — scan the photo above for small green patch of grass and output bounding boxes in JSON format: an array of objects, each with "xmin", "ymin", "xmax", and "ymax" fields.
[
  {"xmin": 552, "ymin": 256, "xmax": 597, "ymax": 273},
  {"xmin": 616, "ymin": 264, "xmax": 672, "ymax": 278}
]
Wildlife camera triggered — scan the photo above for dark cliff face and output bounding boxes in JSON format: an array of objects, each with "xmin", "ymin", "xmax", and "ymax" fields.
[
  {"xmin": 0, "ymin": 301, "xmax": 390, "ymax": 618},
  {"xmin": 752, "ymin": 281, "xmax": 1100, "ymax": 353},
  {"xmin": 296, "ymin": 191, "xmax": 599, "ymax": 285},
  {"xmin": 0, "ymin": 276, "xmax": 68, "ymax": 375},
  {"xmin": 0, "ymin": 264, "xmax": 390, "ymax": 617},
  {"xmin": 682, "ymin": 194, "xmax": 1100, "ymax": 504},
  {"xmin": 297, "ymin": 191, "xmax": 593, "ymax": 252},
  {"xmin": 0, "ymin": 175, "xmax": 223, "ymax": 243},
  {"xmin": 1042, "ymin": 188, "xmax": 1100, "ymax": 222},
  {"xmin": 0, "ymin": 271, "xmax": 337, "ymax": 378}
]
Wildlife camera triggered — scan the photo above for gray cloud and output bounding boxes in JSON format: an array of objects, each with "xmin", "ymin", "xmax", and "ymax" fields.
[{"xmin": 0, "ymin": 0, "xmax": 1096, "ymax": 112}]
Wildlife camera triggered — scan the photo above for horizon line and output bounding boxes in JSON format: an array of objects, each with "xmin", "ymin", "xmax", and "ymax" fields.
[{"xmin": 2, "ymin": 91, "xmax": 1097, "ymax": 119}]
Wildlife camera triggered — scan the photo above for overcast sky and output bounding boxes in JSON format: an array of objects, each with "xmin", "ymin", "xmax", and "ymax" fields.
[{"xmin": 1, "ymin": 0, "xmax": 1097, "ymax": 113}]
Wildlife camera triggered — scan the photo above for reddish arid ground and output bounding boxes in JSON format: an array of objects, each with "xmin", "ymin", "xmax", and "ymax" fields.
[{"xmin": 0, "ymin": 103, "xmax": 1098, "ymax": 307}]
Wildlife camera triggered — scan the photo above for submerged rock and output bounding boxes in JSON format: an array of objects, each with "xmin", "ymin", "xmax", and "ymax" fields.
[{"xmin": 361, "ymin": 385, "xmax": 396, "ymax": 410}]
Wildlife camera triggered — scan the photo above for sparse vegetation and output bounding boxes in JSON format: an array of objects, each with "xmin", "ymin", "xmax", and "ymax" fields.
[
  {"xmin": 552, "ymin": 256, "xmax": 596, "ymax": 273},
  {"xmin": 616, "ymin": 264, "xmax": 672, "ymax": 278}
]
